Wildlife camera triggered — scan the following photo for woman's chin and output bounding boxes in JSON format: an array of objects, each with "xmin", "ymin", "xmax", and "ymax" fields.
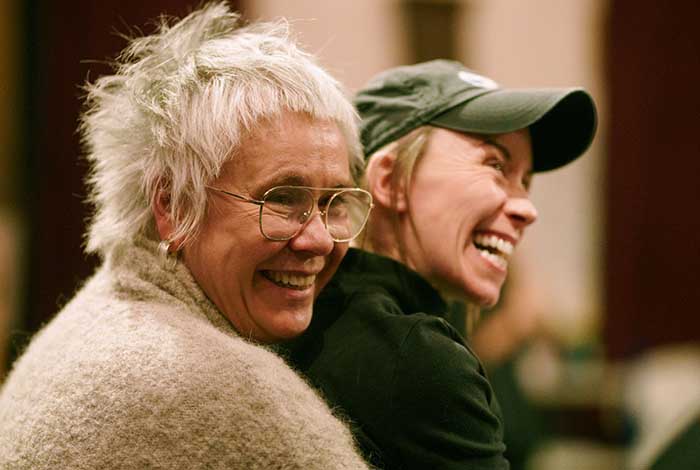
[
  {"xmin": 270, "ymin": 308, "xmax": 314, "ymax": 340},
  {"xmin": 461, "ymin": 281, "xmax": 503, "ymax": 308},
  {"xmin": 477, "ymin": 294, "xmax": 500, "ymax": 309}
]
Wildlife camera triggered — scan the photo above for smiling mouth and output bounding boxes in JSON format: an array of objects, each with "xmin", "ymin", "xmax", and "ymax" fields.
[
  {"xmin": 473, "ymin": 233, "xmax": 513, "ymax": 270},
  {"xmin": 262, "ymin": 271, "xmax": 316, "ymax": 290}
]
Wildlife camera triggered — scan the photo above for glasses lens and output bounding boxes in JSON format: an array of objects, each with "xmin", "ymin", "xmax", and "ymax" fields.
[
  {"xmin": 326, "ymin": 189, "xmax": 373, "ymax": 242},
  {"xmin": 261, "ymin": 187, "xmax": 313, "ymax": 240}
]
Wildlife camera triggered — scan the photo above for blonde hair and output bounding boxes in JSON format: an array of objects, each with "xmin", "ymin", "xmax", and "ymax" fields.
[
  {"xmin": 361, "ymin": 126, "xmax": 433, "ymax": 262},
  {"xmin": 80, "ymin": 2, "xmax": 361, "ymax": 257}
]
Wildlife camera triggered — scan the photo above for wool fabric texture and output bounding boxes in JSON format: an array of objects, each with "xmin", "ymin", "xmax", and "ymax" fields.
[{"xmin": 0, "ymin": 239, "xmax": 369, "ymax": 470}]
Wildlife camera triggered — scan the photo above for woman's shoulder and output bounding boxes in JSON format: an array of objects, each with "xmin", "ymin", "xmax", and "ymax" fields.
[
  {"xmin": 1, "ymin": 279, "xmax": 369, "ymax": 469},
  {"xmin": 321, "ymin": 249, "xmax": 447, "ymax": 323},
  {"xmin": 298, "ymin": 298, "xmax": 505, "ymax": 468},
  {"xmin": 395, "ymin": 314, "xmax": 485, "ymax": 381},
  {"xmin": 23, "ymin": 265, "xmax": 309, "ymax": 391}
]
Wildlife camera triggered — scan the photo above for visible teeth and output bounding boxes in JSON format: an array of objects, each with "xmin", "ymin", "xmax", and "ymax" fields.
[
  {"xmin": 477, "ymin": 249, "xmax": 508, "ymax": 269},
  {"xmin": 266, "ymin": 271, "xmax": 315, "ymax": 288},
  {"xmin": 473, "ymin": 233, "xmax": 514, "ymax": 256},
  {"xmin": 497, "ymin": 239, "xmax": 506, "ymax": 254}
]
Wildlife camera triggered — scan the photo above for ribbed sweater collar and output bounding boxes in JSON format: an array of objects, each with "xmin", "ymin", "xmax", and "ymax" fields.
[{"xmin": 104, "ymin": 237, "xmax": 237, "ymax": 337}]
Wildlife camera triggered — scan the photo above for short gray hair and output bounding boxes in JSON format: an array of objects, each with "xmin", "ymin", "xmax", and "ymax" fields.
[{"xmin": 80, "ymin": 1, "xmax": 362, "ymax": 257}]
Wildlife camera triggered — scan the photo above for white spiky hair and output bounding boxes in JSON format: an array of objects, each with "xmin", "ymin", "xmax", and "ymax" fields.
[{"xmin": 80, "ymin": 1, "xmax": 362, "ymax": 257}]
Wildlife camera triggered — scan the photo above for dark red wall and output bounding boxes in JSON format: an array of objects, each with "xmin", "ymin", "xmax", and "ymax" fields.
[
  {"xmin": 15, "ymin": 1, "xmax": 240, "ymax": 358},
  {"xmin": 604, "ymin": 0, "xmax": 700, "ymax": 359}
]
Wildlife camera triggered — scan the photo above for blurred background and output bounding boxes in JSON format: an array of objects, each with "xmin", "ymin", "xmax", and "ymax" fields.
[{"xmin": 0, "ymin": 1, "xmax": 698, "ymax": 469}]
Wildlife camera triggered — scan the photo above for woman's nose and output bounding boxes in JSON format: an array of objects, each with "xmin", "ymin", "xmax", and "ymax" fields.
[
  {"xmin": 288, "ymin": 213, "xmax": 335, "ymax": 256},
  {"xmin": 505, "ymin": 196, "xmax": 538, "ymax": 228}
]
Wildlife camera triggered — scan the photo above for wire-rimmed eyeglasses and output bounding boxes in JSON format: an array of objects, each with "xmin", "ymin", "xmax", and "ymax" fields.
[{"xmin": 206, "ymin": 185, "xmax": 373, "ymax": 243}]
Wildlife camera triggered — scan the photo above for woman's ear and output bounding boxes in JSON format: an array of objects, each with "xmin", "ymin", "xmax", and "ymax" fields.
[
  {"xmin": 152, "ymin": 188, "xmax": 176, "ymax": 244},
  {"xmin": 365, "ymin": 151, "xmax": 408, "ymax": 213}
]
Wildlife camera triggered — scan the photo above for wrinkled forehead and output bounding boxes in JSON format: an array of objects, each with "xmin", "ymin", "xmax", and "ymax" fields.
[
  {"xmin": 219, "ymin": 112, "xmax": 354, "ymax": 189},
  {"xmin": 439, "ymin": 127, "xmax": 534, "ymax": 166}
]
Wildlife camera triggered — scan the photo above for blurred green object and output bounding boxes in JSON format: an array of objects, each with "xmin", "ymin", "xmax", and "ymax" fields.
[
  {"xmin": 650, "ymin": 415, "xmax": 700, "ymax": 470},
  {"xmin": 488, "ymin": 356, "xmax": 547, "ymax": 470}
]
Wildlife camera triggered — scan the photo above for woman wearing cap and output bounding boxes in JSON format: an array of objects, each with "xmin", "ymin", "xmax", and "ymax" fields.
[{"xmin": 286, "ymin": 59, "xmax": 597, "ymax": 469}]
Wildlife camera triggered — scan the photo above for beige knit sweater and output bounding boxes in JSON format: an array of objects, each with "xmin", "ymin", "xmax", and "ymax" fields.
[{"xmin": 0, "ymin": 239, "xmax": 369, "ymax": 469}]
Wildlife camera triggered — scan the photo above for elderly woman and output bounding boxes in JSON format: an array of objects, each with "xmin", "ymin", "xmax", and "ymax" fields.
[
  {"xmin": 0, "ymin": 3, "xmax": 373, "ymax": 469},
  {"xmin": 287, "ymin": 60, "xmax": 597, "ymax": 469}
]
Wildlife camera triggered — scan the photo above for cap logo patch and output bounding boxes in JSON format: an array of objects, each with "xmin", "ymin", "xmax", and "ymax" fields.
[{"xmin": 458, "ymin": 71, "xmax": 498, "ymax": 89}]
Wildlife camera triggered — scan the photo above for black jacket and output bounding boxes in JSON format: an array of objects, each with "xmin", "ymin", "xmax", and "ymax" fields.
[{"xmin": 286, "ymin": 248, "xmax": 509, "ymax": 470}]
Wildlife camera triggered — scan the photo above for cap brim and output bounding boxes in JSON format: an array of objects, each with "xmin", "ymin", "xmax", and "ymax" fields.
[{"xmin": 430, "ymin": 88, "xmax": 597, "ymax": 172}]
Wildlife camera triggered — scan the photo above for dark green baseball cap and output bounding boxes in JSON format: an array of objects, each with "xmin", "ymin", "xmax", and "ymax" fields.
[{"xmin": 355, "ymin": 59, "xmax": 597, "ymax": 172}]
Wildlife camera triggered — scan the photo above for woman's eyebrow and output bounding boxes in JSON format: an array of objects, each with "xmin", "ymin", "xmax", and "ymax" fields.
[
  {"xmin": 483, "ymin": 138, "xmax": 512, "ymax": 161},
  {"xmin": 332, "ymin": 180, "xmax": 355, "ymax": 189},
  {"xmin": 259, "ymin": 173, "xmax": 355, "ymax": 190},
  {"xmin": 254, "ymin": 172, "xmax": 308, "ymax": 189},
  {"xmin": 482, "ymin": 138, "xmax": 534, "ymax": 179}
]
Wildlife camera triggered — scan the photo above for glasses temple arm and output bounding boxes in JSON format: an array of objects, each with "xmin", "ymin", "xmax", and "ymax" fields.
[{"xmin": 206, "ymin": 186, "xmax": 264, "ymax": 206}]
